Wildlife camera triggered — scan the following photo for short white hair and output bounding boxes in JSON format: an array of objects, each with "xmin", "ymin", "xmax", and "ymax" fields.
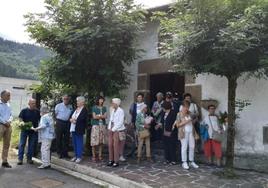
[
  {"xmin": 40, "ymin": 105, "xmax": 50, "ymax": 113},
  {"xmin": 112, "ymin": 98, "xmax": 121, "ymax": 106},
  {"xmin": 156, "ymin": 92, "xmax": 163, "ymax": 98},
  {"xmin": 76, "ymin": 96, "xmax": 86, "ymax": 103}
]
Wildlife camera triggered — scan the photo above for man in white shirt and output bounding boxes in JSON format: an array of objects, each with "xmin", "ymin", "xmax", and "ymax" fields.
[
  {"xmin": 107, "ymin": 98, "xmax": 125, "ymax": 167},
  {"xmin": 54, "ymin": 95, "xmax": 73, "ymax": 158},
  {"xmin": 0, "ymin": 90, "xmax": 13, "ymax": 168}
]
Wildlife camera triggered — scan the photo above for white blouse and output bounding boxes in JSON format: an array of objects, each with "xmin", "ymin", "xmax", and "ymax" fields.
[
  {"xmin": 108, "ymin": 107, "xmax": 125, "ymax": 132},
  {"xmin": 70, "ymin": 107, "xmax": 83, "ymax": 132},
  {"xmin": 202, "ymin": 115, "xmax": 220, "ymax": 138},
  {"xmin": 184, "ymin": 115, "xmax": 193, "ymax": 133}
]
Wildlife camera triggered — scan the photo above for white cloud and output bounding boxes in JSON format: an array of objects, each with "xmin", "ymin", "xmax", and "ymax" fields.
[
  {"xmin": 0, "ymin": 0, "xmax": 45, "ymax": 43},
  {"xmin": 0, "ymin": 0, "xmax": 172, "ymax": 43}
]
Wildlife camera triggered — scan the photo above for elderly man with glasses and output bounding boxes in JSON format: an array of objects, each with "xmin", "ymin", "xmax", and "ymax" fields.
[
  {"xmin": 0, "ymin": 90, "xmax": 13, "ymax": 168},
  {"xmin": 55, "ymin": 95, "xmax": 73, "ymax": 159}
]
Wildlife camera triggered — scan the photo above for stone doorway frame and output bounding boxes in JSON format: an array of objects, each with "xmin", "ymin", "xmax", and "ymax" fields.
[{"xmin": 136, "ymin": 58, "xmax": 202, "ymax": 108}]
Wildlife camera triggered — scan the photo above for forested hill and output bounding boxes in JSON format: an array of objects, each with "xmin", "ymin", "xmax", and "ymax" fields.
[{"xmin": 0, "ymin": 37, "xmax": 51, "ymax": 80}]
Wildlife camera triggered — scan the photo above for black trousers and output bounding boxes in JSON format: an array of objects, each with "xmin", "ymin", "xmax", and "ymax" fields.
[
  {"xmin": 55, "ymin": 119, "xmax": 70, "ymax": 157},
  {"xmin": 175, "ymin": 140, "xmax": 182, "ymax": 162},
  {"xmin": 163, "ymin": 135, "xmax": 176, "ymax": 162}
]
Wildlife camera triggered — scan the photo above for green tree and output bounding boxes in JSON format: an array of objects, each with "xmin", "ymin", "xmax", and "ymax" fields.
[
  {"xmin": 25, "ymin": 0, "xmax": 145, "ymax": 98},
  {"xmin": 155, "ymin": 0, "xmax": 268, "ymax": 171}
]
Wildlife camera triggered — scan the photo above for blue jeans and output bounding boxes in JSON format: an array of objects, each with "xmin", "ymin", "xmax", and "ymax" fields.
[
  {"xmin": 18, "ymin": 130, "xmax": 38, "ymax": 161},
  {"xmin": 72, "ymin": 132, "xmax": 83, "ymax": 159}
]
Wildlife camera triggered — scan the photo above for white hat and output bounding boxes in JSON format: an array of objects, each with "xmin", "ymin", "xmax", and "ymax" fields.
[{"xmin": 112, "ymin": 98, "xmax": 121, "ymax": 106}]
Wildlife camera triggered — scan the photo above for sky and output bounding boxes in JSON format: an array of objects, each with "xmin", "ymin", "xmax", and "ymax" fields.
[{"xmin": 0, "ymin": 0, "xmax": 172, "ymax": 44}]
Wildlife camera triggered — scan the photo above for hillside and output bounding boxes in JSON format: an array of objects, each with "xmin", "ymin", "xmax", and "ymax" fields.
[{"xmin": 0, "ymin": 37, "xmax": 51, "ymax": 80}]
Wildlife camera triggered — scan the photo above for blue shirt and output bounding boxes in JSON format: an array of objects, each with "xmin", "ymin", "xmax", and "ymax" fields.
[
  {"xmin": 55, "ymin": 102, "xmax": 73, "ymax": 121},
  {"xmin": 38, "ymin": 113, "xmax": 55, "ymax": 140},
  {"xmin": 0, "ymin": 100, "xmax": 13, "ymax": 125}
]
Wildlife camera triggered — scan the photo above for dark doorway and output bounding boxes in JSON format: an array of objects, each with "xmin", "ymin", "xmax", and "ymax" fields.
[{"xmin": 149, "ymin": 73, "xmax": 185, "ymax": 107}]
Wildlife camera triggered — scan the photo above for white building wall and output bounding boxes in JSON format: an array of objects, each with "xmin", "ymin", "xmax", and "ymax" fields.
[
  {"xmin": 0, "ymin": 77, "xmax": 40, "ymax": 117},
  {"xmin": 196, "ymin": 74, "xmax": 268, "ymax": 155},
  {"xmin": 123, "ymin": 17, "xmax": 268, "ymax": 155},
  {"xmin": 120, "ymin": 20, "xmax": 160, "ymax": 122}
]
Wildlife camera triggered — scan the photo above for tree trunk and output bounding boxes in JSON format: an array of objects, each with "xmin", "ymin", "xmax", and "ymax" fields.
[{"xmin": 225, "ymin": 76, "xmax": 238, "ymax": 168}]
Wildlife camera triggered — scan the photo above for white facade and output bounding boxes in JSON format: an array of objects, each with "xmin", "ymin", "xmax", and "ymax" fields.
[
  {"xmin": 0, "ymin": 77, "xmax": 40, "ymax": 116},
  {"xmin": 196, "ymin": 74, "xmax": 268, "ymax": 155},
  {"xmin": 120, "ymin": 20, "xmax": 160, "ymax": 121},
  {"xmin": 122, "ymin": 14, "xmax": 268, "ymax": 157}
]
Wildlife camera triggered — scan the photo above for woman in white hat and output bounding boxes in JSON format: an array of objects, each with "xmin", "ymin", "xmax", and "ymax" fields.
[
  {"xmin": 31, "ymin": 105, "xmax": 54, "ymax": 169},
  {"xmin": 107, "ymin": 98, "xmax": 125, "ymax": 167}
]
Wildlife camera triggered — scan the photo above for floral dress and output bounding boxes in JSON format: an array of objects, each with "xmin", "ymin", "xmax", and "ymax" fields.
[{"xmin": 90, "ymin": 105, "xmax": 107, "ymax": 146}]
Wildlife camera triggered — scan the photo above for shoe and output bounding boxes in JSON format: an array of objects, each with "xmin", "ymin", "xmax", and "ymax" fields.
[
  {"xmin": 182, "ymin": 162, "xmax": 189, "ymax": 170},
  {"xmin": 70, "ymin": 157, "xmax": 77, "ymax": 162},
  {"xmin": 163, "ymin": 160, "xmax": 170, "ymax": 165},
  {"xmin": 147, "ymin": 157, "xmax": 153, "ymax": 163},
  {"xmin": 107, "ymin": 161, "xmax": 114, "ymax": 166},
  {"xmin": 190, "ymin": 162, "xmax": 199, "ymax": 169},
  {"xmin": 170, "ymin": 161, "xmax": 176, "ymax": 165},
  {"xmin": 38, "ymin": 164, "xmax": 51, "ymax": 169},
  {"xmin": 27, "ymin": 159, "xmax": 34, "ymax": 164},
  {"xmin": 17, "ymin": 160, "xmax": 23, "ymax": 165},
  {"xmin": 137, "ymin": 157, "xmax": 141, "ymax": 164},
  {"xmin": 2, "ymin": 162, "xmax": 12, "ymax": 168},
  {"xmin": 58, "ymin": 154, "xmax": 63, "ymax": 159},
  {"xmin": 112, "ymin": 162, "xmax": 119, "ymax": 167},
  {"xmin": 64, "ymin": 155, "xmax": 71, "ymax": 159},
  {"xmin": 75, "ymin": 158, "xmax": 82, "ymax": 163},
  {"xmin": 119, "ymin": 156, "xmax": 126, "ymax": 162},
  {"xmin": 62, "ymin": 153, "xmax": 70, "ymax": 159}
]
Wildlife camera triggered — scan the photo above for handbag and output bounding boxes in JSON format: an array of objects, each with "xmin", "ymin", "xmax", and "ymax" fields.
[
  {"xmin": 139, "ymin": 129, "xmax": 150, "ymax": 139},
  {"xmin": 102, "ymin": 125, "xmax": 108, "ymax": 145},
  {"xmin": 119, "ymin": 131, "xmax": 126, "ymax": 141},
  {"xmin": 199, "ymin": 123, "xmax": 209, "ymax": 141},
  {"xmin": 209, "ymin": 116, "xmax": 224, "ymax": 143}
]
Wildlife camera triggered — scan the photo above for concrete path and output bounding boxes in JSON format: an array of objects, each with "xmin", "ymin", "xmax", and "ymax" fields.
[
  {"xmin": 0, "ymin": 147, "xmax": 100, "ymax": 188},
  {"xmin": 52, "ymin": 154, "xmax": 268, "ymax": 188}
]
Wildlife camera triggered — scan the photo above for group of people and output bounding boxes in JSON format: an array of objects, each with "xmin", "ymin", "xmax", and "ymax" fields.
[
  {"xmin": 129, "ymin": 92, "xmax": 226, "ymax": 169},
  {"xmin": 0, "ymin": 89, "xmax": 226, "ymax": 170}
]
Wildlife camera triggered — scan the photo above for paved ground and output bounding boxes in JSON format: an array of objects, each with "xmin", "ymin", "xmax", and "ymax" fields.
[
  {"xmin": 0, "ymin": 148, "xmax": 100, "ymax": 188},
  {"xmin": 64, "ymin": 153, "xmax": 268, "ymax": 188}
]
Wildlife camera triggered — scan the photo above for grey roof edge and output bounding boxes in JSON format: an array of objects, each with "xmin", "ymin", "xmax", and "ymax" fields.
[{"xmin": 146, "ymin": 3, "xmax": 174, "ymax": 13}]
